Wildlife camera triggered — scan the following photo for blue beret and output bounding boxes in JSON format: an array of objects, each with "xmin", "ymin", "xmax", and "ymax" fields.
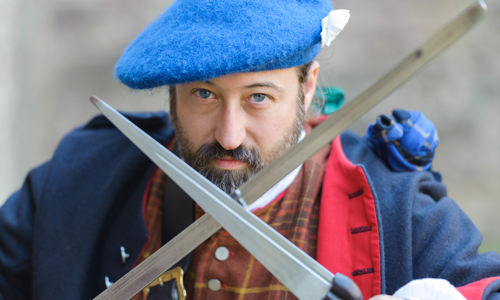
[{"xmin": 114, "ymin": 0, "xmax": 333, "ymax": 89}]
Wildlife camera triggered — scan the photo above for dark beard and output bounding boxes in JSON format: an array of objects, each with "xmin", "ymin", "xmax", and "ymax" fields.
[
  {"xmin": 181, "ymin": 142, "xmax": 265, "ymax": 194},
  {"xmin": 169, "ymin": 87, "xmax": 305, "ymax": 194}
]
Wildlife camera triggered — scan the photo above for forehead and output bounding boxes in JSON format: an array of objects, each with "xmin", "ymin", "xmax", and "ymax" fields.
[{"xmin": 181, "ymin": 66, "xmax": 300, "ymax": 90}]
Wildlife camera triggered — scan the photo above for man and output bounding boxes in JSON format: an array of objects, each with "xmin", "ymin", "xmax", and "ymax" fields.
[{"xmin": 1, "ymin": 0, "xmax": 499, "ymax": 299}]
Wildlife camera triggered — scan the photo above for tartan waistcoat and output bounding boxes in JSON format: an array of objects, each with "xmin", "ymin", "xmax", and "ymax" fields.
[
  {"xmin": 184, "ymin": 145, "xmax": 331, "ymax": 300},
  {"xmin": 135, "ymin": 143, "xmax": 330, "ymax": 300}
]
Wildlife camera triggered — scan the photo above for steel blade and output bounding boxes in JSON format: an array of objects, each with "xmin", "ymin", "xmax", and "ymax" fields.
[{"xmin": 90, "ymin": 96, "xmax": 334, "ymax": 300}]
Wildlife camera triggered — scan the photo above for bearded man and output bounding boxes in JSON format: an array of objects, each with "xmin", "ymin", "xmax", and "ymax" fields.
[{"xmin": 1, "ymin": 0, "xmax": 499, "ymax": 299}]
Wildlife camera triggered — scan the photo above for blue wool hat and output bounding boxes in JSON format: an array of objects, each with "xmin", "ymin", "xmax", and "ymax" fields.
[{"xmin": 115, "ymin": 0, "xmax": 334, "ymax": 89}]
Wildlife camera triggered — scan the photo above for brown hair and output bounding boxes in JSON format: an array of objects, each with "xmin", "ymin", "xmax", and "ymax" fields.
[{"xmin": 297, "ymin": 61, "xmax": 313, "ymax": 84}]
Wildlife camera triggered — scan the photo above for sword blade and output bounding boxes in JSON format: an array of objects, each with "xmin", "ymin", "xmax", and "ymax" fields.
[
  {"xmin": 93, "ymin": 2, "xmax": 486, "ymax": 299},
  {"xmin": 90, "ymin": 96, "xmax": 334, "ymax": 300}
]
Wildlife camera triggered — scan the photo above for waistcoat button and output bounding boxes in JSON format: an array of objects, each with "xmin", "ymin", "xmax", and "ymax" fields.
[
  {"xmin": 215, "ymin": 246, "xmax": 230, "ymax": 261},
  {"xmin": 208, "ymin": 279, "xmax": 222, "ymax": 291}
]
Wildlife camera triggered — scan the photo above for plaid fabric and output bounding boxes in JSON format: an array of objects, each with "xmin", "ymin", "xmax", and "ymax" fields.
[
  {"xmin": 184, "ymin": 145, "xmax": 331, "ymax": 300},
  {"xmin": 131, "ymin": 167, "xmax": 167, "ymax": 300}
]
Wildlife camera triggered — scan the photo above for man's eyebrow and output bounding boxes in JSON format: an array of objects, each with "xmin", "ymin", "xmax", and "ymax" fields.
[
  {"xmin": 204, "ymin": 80, "xmax": 216, "ymax": 86},
  {"xmin": 202, "ymin": 80, "xmax": 285, "ymax": 92},
  {"xmin": 243, "ymin": 82, "xmax": 285, "ymax": 92}
]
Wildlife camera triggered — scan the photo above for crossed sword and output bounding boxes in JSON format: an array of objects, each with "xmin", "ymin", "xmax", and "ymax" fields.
[{"xmin": 92, "ymin": 2, "xmax": 486, "ymax": 299}]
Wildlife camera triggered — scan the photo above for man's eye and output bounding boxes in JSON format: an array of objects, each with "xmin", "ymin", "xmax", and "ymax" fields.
[
  {"xmin": 196, "ymin": 89, "xmax": 213, "ymax": 99},
  {"xmin": 251, "ymin": 93, "xmax": 268, "ymax": 102}
]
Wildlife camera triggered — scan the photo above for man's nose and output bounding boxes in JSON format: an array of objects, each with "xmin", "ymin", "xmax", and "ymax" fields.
[{"xmin": 214, "ymin": 104, "xmax": 246, "ymax": 150}]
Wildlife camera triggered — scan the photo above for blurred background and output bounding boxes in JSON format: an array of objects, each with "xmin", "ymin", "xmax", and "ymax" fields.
[{"xmin": 0, "ymin": 0, "xmax": 498, "ymax": 252}]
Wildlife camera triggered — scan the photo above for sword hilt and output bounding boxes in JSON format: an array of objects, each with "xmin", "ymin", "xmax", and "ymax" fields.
[{"xmin": 323, "ymin": 273, "xmax": 363, "ymax": 300}]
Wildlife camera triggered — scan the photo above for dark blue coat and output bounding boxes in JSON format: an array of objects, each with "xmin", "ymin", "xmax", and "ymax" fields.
[{"xmin": 0, "ymin": 113, "xmax": 499, "ymax": 299}]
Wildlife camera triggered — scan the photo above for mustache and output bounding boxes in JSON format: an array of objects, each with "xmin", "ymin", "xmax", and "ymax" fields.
[{"xmin": 191, "ymin": 142, "xmax": 265, "ymax": 171}]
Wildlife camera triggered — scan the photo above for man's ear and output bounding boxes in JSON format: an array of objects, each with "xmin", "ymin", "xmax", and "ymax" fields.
[{"xmin": 303, "ymin": 61, "xmax": 319, "ymax": 112}]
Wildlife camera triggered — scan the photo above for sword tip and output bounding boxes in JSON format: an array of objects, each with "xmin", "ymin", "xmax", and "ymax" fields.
[{"xmin": 90, "ymin": 95, "xmax": 100, "ymax": 105}]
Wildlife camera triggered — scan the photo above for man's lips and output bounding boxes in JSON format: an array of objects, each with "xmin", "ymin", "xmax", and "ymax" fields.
[{"xmin": 213, "ymin": 156, "xmax": 247, "ymax": 170}]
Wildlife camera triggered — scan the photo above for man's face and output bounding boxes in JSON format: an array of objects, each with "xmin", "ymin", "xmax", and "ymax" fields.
[{"xmin": 170, "ymin": 64, "xmax": 318, "ymax": 194}]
